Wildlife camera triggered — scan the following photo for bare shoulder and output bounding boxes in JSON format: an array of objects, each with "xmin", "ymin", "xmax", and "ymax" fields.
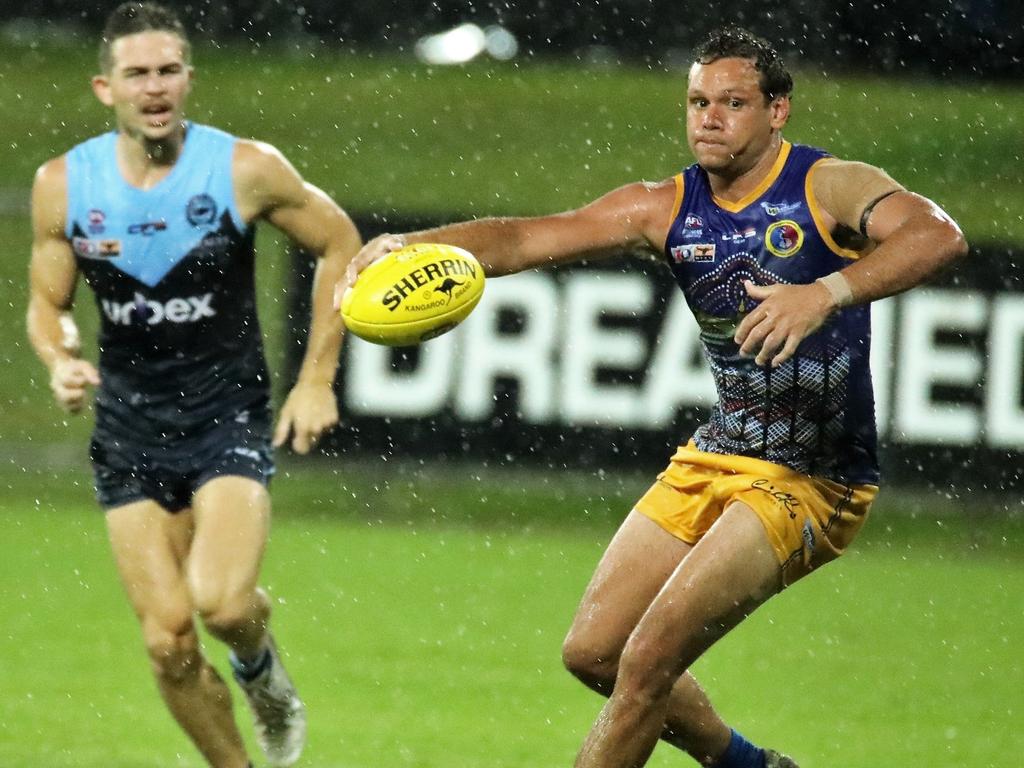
[
  {"xmin": 32, "ymin": 155, "xmax": 68, "ymax": 233},
  {"xmin": 232, "ymin": 139, "xmax": 304, "ymax": 219},
  {"xmin": 813, "ymin": 157, "xmax": 902, "ymax": 189},
  {"xmin": 587, "ymin": 177, "xmax": 677, "ymax": 223},
  {"xmin": 33, "ymin": 155, "xmax": 68, "ymax": 196},
  {"xmin": 811, "ymin": 157, "xmax": 904, "ymax": 231}
]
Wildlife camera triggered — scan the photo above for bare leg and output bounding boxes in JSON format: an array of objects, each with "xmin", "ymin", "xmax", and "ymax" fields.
[
  {"xmin": 106, "ymin": 501, "xmax": 250, "ymax": 768},
  {"xmin": 573, "ymin": 502, "xmax": 782, "ymax": 768},
  {"xmin": 188, "ymin": 476, "xmax": 271, "ymax": 657},
  {"xmin": 563, "ymin": 511, "xmax": 732, "ymax": 764},
  {"xmin": 189, "ymin": 475, "xmax": 306, "ymax": 768}
]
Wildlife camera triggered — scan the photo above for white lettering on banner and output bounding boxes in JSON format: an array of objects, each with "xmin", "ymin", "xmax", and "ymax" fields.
[
  {"xmin": 894, "ymin": 291, "xmax": 986, "ymax": 444},
  {"xmin": 346, "ymin": 333, "xmax": 455, "ymax": 416},
  {"xmin": 869, "ymin": 298, "xmax": 895, "ymax": 436},
  {"xmin": 641, "ymin": 294, "xmax": 715, "ymax": 427},
  {"xmin": 455, "ymin": 274, "xmax": 558, "ymax": 422},
  {"xmin": 342, "ymin": 272, "xmax": 1024, "ymax": 451},
  {"xmin": 986, "ymin": 296, "xmax": 1024, "ymax": 447},
  {"xmin": 561, "ymin": 274, "xmax": 652, "ymax": 426}
]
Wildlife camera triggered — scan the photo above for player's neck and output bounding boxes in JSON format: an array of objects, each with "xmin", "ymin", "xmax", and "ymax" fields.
[
  {"xmin": 115, "ymin": 122, "xmax": 187, "ymax": 189},
  {"xmin": 706, "ymin": 135, "xmax": 784, "ymax": 203}
]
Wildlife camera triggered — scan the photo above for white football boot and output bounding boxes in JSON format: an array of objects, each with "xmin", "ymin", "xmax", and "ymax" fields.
[
  {"xmin": 765, "ymin": 749, "xmax": 800, "ymax": 768},
  {"xmin": 232, "ymin": 637, "xmax": 306, "ymax": 767}
]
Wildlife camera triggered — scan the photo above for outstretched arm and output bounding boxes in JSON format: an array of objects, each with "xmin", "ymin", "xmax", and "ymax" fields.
[
  {"xmin": 27, "ymin": 157, "xmax": 100, "ymax": 412},
  {"xmin": 235, "ymin": 141, "xmax": 363, "ymax": 454},
  {"xmin": 334, "ymin": 179, "xmax": 677, "ymax": 306},
  {"xmin": 734, "ymin": 159, "xmax": 968, "ymax": 367}
]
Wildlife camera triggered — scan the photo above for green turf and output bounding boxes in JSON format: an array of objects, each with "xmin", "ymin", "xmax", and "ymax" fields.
[{"xmin": 0, "ymin": 459, "xmax": 1021, "ymax": 768}]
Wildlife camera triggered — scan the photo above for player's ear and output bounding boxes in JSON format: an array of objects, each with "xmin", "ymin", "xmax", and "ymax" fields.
[
  {"xmin": 769, "ymin": 94, "xmax": 790, "ymax": 131},
  {"xmin": 91, "ymin": 74, "xmax": 113, "ymax": 107}
]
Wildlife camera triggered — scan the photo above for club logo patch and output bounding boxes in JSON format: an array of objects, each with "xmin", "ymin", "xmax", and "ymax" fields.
[
  {"xmin": 186, "ymin": 194, "xmax": 217, "ymax": 226},
  {"xmin": 765, "ymin": 220, "xmax": 804, "ymax": 258}
]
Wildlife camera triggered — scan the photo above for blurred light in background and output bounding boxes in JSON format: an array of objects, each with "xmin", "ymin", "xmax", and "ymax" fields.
[{"xmin": 414, "ymin": 23, "xmax": 518, "ymax": 65}]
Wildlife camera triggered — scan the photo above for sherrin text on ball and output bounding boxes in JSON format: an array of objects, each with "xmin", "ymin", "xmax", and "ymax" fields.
[{"xmin": 340, "ymin": 243, "xmax": 485, "ymax": 346}]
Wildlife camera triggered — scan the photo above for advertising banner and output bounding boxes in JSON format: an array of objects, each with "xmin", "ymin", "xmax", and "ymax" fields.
[{"xmin": 290, "ymin": 219, "xmax": 1023, "ymax": 491}]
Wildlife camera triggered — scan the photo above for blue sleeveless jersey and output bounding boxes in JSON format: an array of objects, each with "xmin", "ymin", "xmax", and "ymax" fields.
[
  {"xmin": 65, "ymin": 123, "xmax": 269, "ymax": 444},
  {"xmin": 663, "ymin": 141, "xmax": 878, "ymax": 484}
]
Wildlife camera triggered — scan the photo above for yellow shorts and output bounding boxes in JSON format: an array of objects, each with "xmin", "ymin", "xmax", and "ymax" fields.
[{"xmin": 634, "ymin": 444, "xmax": 877, "ymax": 586}]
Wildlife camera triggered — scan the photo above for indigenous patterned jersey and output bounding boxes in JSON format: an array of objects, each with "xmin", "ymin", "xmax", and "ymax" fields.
[
  {"xmin": 65, "ymin": 123, "xmax": 269, "ymax": 445},
  {"xmin": 663, "ymin": 141, "xmax": 879, "ymax": 484}
]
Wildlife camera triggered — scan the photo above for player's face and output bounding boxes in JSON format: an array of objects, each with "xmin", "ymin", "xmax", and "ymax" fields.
[
  {"xmin": 92, "ymin": 31, "xmax": 193, "ymax": 142},
  {"xmin": 686, "ymin": 57, "xmax": 789, "ymax": 177}
]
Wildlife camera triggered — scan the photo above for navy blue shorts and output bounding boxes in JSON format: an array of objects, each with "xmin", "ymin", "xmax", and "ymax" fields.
[{"xmin": 90, "ymin": 407, "xmax": 275, "ymax": 513}]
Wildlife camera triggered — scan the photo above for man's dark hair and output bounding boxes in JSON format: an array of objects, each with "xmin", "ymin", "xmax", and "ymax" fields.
[
  {"xmin": 695, "ymin": 27, "xmax": 793, "ymax": 101},
  {"xmin": 99, "ymin": 2, "xmax": 190, "ymax": 72}
]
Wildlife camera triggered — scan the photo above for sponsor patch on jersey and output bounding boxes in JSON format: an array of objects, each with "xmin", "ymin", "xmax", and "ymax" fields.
[
  {"xmin": 73, "ymin": 236, "xmax": 121, "ymax": 259},
  {"xmin": 186, "ymin": 194, "xmax": 218, "ymax": 226},
  {"xmin": 101, "ymin": 292, "xmax": 216, "ymax": 326},
  {"xmin": 670, "ymin": 242, "xmax": 716, "ymax": 264},
  {"xmin": 760, "ymin": 200, "xmax": 802, "ymax": 217},
  {"xmin": 99, "ymin": 239, "xmax": 122, "ymax": 257},
  {"xmin": 765, "ymin": 220, "xmax": 804, "ymax": 258},
  {"xmin": 128, "ymin": 220, "xmax": 168, "ymax": 236},
  {"xmin": 720, "ymin": 227, "xmax": 758, "ymax": 243}
]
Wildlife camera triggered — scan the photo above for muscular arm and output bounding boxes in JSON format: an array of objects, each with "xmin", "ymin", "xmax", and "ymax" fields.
[
  {"xmin": 27, "ymin": 157, "xmax": 100, "ymax": 411},
  {"xmin": 234, "ymin": 141, "xmax": 362, "ymax": 453},
  {"xmin": 810, "ymin": 158, "xmax": 967, "ymax": 303},
  {"xmin": 339, "ymin": 179, "xmax": 677, "ymax": 296},
  {"xmin": 408, "ymin": 180, "xmax": 675, "ymax": 274},
  {"xmin": 735, "ymin": 159, "xmax": 968, "ymax": 367}
]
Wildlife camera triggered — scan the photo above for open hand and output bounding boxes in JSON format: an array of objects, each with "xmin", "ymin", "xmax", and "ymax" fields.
[
  {"xmin": 273, "ymin": 381, "xmax": 339, "ymax": 454},
  {"xmin": 733, "ymin": 280, "xmax": 836, "ymax": 367}
]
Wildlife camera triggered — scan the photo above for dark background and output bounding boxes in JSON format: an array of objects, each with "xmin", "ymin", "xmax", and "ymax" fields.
[{"xmin": 8, "ymin": 0, "xmax": 1023, "ymax": 78}]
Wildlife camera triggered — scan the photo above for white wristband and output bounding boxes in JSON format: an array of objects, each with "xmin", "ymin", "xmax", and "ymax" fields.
[{"xmin": 816, "ymin": 271, "xmax": 854, "ymax": 308}]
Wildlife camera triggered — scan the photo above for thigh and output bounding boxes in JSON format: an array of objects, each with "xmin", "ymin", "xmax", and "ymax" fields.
[
  {"xmin": 105, "ymin": 499, "xmax": 196, "ymax": 635},
  {"xmin": 187, "ymin": 476, "xmax": 271, "ymax": 603},
  {"xmin": 568, "ymin": 510, "xmax": 693, "ymax": 657},
  {"xmin": 628, "ymin": 501, "xmax": 782, "ymax": 674}
]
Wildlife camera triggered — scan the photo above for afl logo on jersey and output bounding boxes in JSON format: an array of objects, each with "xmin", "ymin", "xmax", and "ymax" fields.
[
  {"xmin": 186, "ymin": 194, "xmax": 218, "ymax": 226},
  {"xmin": 87, "ymin": 209, "xmax": 106, "ymax": 234},
  {"xmin": 765, "ymin": 220, "xmax": 804, "ymax": 258}
]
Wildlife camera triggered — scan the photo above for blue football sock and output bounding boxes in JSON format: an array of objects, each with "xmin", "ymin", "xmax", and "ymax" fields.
[
  {"xmin": 230, "ymin": 646, "xmax": 271, "ymax": 681},
  {"xmin": 714, "ymin": 729, "xmax": 766, "ymax": 768}
]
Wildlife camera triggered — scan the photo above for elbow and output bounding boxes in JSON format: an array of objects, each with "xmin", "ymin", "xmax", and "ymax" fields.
[
  {"xmin": 951, "ymin": 228, "xmax": 969, "ymax": 261},
  {"xmin": 930, "ymin": 216, "xmax": 968, "ymax": 265}
]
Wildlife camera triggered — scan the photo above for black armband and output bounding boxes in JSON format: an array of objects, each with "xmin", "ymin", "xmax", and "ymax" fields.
[{"xmin": 859, "ymin": 189, "xmax": 900, "ymax": 238}]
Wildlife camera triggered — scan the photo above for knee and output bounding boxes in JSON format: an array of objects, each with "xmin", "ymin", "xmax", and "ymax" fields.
[
  {"xmin": 614, "ymin": 632, "xmax": 680, "ymax": 704},
  {"xmin": 193, "ymin": 583, "xmax": 268, "ymax": 640},
  {"xmin": 561, "ymin": 628, "xmax": 619, "ymax": 692},
  {"xmin": 142, "ymin": 617, "xmax": 201, "ymax": 684}
]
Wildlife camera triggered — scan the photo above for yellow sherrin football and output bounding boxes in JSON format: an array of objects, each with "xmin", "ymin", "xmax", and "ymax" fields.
[{"xmin": 340, "ymin": 243, "xmax": 485, "ymax": 346}]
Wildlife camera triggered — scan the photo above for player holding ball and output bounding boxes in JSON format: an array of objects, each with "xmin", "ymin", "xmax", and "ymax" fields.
[{"xmin": 338, "ymin": 26, "xmax": 966, "ymax": 768}]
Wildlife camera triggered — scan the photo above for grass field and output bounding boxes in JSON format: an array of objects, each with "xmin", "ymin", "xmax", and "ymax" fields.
[{"xmin": 1, "ymin": 457, "xmax": 1022, "ymax": 768}]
